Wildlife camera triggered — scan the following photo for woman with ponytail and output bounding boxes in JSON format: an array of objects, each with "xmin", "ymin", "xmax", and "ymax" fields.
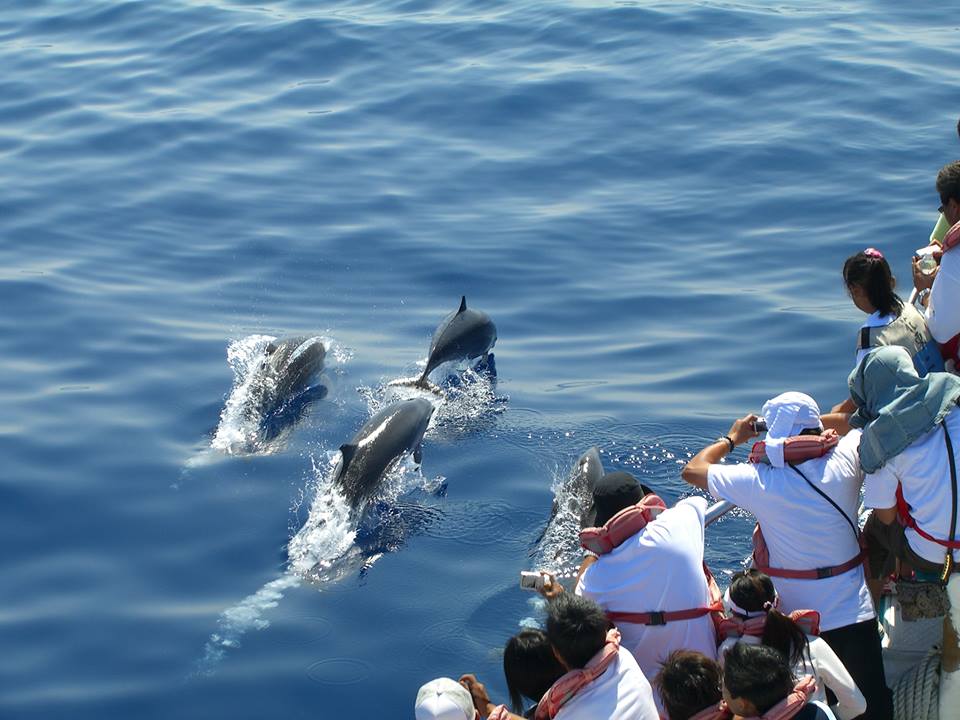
[
  {"xmin": 833, "ymin": 247, "xmax": 943, "ymax": 413},
  {"xmin": 718, "ymin": 571, "xmax": 866, "ymax": 720},
  {"xmin": 845, "ymin": 248, "xmax": 942, "ymax": 370}
]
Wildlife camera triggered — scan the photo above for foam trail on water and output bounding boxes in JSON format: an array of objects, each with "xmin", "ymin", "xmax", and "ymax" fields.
[
  {"xmin": 195, "ymin": 449, "xmax": 437, "ymax": 674},
  {"xmin": 195, "ymin": 573, "xmax": 302, "ymax": 675}
]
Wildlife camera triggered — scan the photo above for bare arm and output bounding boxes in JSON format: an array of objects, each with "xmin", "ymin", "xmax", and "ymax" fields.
[
  {"xmin": 821, "ymin": 411, "xmax": 853, "ymax": 436},
  {"xmin": 681, "ymin": 414, "xmax": 760, "ymax": 491}
]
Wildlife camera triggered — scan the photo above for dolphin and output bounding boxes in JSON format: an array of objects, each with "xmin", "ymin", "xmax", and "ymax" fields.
[
  {"xmin": 414, "ymin": 296, "xmax": 497, "ymax": 389},
  {"xmin": 535, "ymin": 447, "xmax": 604, "ymax": 543},
  {"xmin": 529, "ymin": 447, "xmax": 606, "ymax": 569},
  {"xmin": 245, "ymin": 336, "xmax": 326, "ymax": 421},
  {"xmin": 334, "ymin": 397, "xmax": 434, "ymax": 508}
]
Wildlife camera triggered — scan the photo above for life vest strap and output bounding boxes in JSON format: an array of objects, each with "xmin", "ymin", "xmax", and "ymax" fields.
[
  {"xmin": 755, "ymin": 549, "xmax": 865, "ymax": 580},
  {"xmin": 606, "ymin": 601, "xmax": 723, "ymax": 627},
  {"xmin": 896, "ymin": 486, "xmax": 960, "ymax": 549}
]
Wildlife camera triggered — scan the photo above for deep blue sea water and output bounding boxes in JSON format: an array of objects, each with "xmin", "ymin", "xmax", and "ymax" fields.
[{"xmin": 2, "ymin": 1, "xmax": 958, "ymax": 717}]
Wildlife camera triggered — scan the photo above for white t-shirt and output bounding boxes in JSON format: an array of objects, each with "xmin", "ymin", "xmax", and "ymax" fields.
[
  {"xmin": 706, "ymin": 432, "xmax": 874, "ymax": 632},
  {"xmin": 925, "ymin": 247, "xmax": 960, "ymax": 343},
  {"xmin": 554, "ymin": 647, "xmax": 659, "ymax": 720},
  {"xmin": 863, "ymin": 409, "xmax": 960, "ymax": 565},
  {"xmin": 575, "ymin": 497, "xmax": 718, "ymax": 685},
  {"xmin": 854, "ymin": 312, "xmax": 896, "ymax": 367},
  {"xmin": 718, "ymin": 635, "xmax": 866, "ymax": 720}
]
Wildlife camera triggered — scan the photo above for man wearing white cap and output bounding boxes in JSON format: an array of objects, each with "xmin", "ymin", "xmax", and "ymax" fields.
[
  {"xmin": 415, "ymin": 677, "xmax": 479, "ymax": 720},
  {"xmin": 682, "ymin": 392, "xmax": 892, "ymax": 720}
]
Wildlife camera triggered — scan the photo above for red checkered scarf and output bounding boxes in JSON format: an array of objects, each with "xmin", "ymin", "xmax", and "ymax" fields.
[
  {"xmin": 533, "ymin": 628, "xmax": 621, "ymax": 720},
  {"xmin": 686, "ymin": 675, "xmax": 817, "ymax": 720},
  {"xmin": 945, "ymin": 220, "xmax": 960, "ymax": 252}
]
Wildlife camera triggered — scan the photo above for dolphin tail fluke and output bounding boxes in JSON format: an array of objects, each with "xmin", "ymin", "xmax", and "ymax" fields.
[
  {"xmin": 386, "ymin": 376, "xmax": 445, "ymax": 396},
  {"xmin": 413, "ymin": 377, "xmax": 444, "ymax": 396}
]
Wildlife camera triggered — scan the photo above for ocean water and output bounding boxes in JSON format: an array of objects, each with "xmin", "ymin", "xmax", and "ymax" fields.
[{"xmin": 1, "ymin": 1, "xmax": 957, "ymax": 717}]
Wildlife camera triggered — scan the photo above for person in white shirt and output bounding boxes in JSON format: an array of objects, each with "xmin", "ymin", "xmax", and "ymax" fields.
[
  {"xmin": 851, "ymin": 347, "xmax": 960, "ymax": 649},
  {"xmin": 557, "ymin": 470, "xmax": 719, "ymax": 692},
  {"xmin": 539, "ymin": 592, "xmax": 659, "ymax": 720},
  {"xmin": 682, "ymin": 391, "xmax": 891, "ymax": 720},
  {"xmin": 914, "ymin": 161, "xmax": 960, "ymax": 362},
  {"xmin": 717, "ymin": 570, "xmax": 866, "ymax": 720}
]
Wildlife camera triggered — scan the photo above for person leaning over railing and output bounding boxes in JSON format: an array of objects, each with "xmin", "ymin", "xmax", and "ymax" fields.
[
  {"xmin": 682, "ymin": 392, "xmax": 892, "ymax": 720},
  {"xmin": 849, "ymin": 345, "xmax": 960, "ymax": 676},
  {"xmin": 536, "ymin": 469, "xmax": 720, "ymax": 711}
]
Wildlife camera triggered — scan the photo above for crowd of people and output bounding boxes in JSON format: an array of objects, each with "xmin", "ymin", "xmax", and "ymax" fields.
[{"xmin": 411, "ymin": 153, "xmax": 960, "ymax": 720}]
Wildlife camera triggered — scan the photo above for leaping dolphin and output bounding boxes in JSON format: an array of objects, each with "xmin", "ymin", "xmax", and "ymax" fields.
[
  {"xmin": 245, "ymin": 336, "xmax": 326, "ymax": 421},
  {"xmin": 334, "ymin": 398, "xmax": 434, "ymax": 508},
  {"xmin": 414, "ymin": 296, "xmax": 496, "ymax": 389}
]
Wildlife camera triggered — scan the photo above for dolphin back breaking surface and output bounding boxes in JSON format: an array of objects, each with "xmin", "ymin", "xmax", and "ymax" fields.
[
  {"xmin": 333, "ymin": 397, "xmax": 435, "ymax": 508},
  {"xmin": 531, "ymin": 447, "xmax": 605, "ymax": 574},
  {"xmin": 211, "ymin": 335, "xmax": 328, "ymax": 454},
  {"xmin": 417, "ymin": 296, "xmax": 497, "ymax": 386}
]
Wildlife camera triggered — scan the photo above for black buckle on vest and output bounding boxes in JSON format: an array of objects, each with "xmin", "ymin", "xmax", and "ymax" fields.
[
  {"xmin": 815, "ymin": 567, "xmax": 834, "ymax": 579},
  {"xmin": 647, "ymin": 611, "xmax": 666, "ymax": 626}
]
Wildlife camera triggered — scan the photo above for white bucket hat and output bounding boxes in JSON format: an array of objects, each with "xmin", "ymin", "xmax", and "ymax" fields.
[{"xmin": 760, "ymin": 392, "xmax": 822, "ymax": 468}]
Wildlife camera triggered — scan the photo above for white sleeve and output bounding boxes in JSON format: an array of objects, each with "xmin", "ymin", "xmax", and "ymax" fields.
[
  {"xmin": 863, "ymin": 463, "xmax": 899, "ymax": 510},
  {"xmin": 809, "ymin": 637, "xmax": 867, "ymax": 720},
  {"xmin": 706, "ymin": 462, "xmax": 762, "ymax": 508},
  {"xmin": 926, "ymin": 250, "xmax": 960, "ymax": 343}
]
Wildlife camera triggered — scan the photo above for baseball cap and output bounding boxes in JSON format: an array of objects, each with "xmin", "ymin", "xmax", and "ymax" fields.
[{"xmin": 415, "ymin": 677, "xmax": 476, "ymax": 720}]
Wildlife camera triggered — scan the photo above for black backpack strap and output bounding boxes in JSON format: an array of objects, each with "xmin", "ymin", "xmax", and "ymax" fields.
[
  {"xmin": 941, "ymin": 420, "xmax": 958, "ymax": 584},
  {"xmin": 857, "ymin": 326, "xmax": 873, "ymax": 351},
  {"xmin": 790, "ymin": 463, "xmax": 860, "ymax": 543}
]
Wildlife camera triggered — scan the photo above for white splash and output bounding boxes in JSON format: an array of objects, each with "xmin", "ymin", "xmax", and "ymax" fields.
[
  {"xmin": 210, "ymin": 334, "xmax": 279, "ymax": 454},
  {"xmin": 530, "ymin": 463, "xmax": 589, "ymax": 578},
  {"xmin": 195, "ymin": 449, "xmax": 435, "ymax": 674}
]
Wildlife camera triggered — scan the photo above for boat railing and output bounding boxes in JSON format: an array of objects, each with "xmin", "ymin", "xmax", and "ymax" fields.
[{"xmin": 705, "ymin": 499, "xmax": 736, "ymax": 526}]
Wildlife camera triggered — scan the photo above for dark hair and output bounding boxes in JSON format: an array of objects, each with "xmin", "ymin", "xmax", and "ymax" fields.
[
  {"xmin": 724, "ymin": 642, "xmax": 794, "ymax": 715},
  {"xmin": 504, "ymin": 629, "xmax": 565, "ymax": 715},
  {"xmin": 655, "ymin": 650, "xmax": 722, "ymax": 720},
  {"xmin": 545, "ymin": 593, "xmax": 610, "ymax": 670},
  {"xmin": 937, "ymin": 160, "xmax": 960, "ymax": 205},
  {"xmin": 728, "ymin": 570, "xmax": 810, "ymax": 666},
  {"xmin": 842, "ymin": 250, "xmax": 902, "ymax": 317}
]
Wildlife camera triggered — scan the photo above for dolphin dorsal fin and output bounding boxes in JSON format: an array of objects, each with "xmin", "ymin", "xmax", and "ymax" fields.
[
  {"xmin": 457, "ymin": 296, "xmax": 467, "ymax": 314},
  {"xmin": 339, "ymin": 443, "xmax": 358, "ymax": 469}
]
